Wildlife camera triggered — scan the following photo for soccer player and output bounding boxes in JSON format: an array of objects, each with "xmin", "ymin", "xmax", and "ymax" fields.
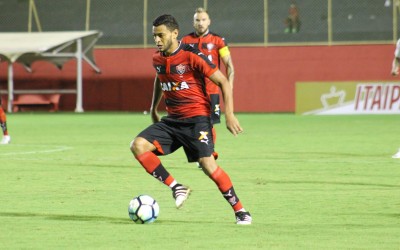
[
  {"xmin": 181, "ymin": 7, "xmax": 235, "ymax": 168},
  {"xmin": 390, "ymin": 38, "xmax": 400, "ymax": 158},
  {"xmin": 130, "ymin": 14, "xmax": 252, "ymax": 224},
  {"xmin": 0, "ymin": 97, "xmax": 11, "ymax": 144}
]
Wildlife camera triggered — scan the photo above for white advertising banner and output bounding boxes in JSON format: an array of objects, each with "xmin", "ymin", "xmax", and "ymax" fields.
[{"xmin": 296, "ymin": 82, "xmax": 400, "ymax": 115}]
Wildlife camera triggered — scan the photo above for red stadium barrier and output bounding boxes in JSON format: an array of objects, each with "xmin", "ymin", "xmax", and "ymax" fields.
[{"xmin": 0, "ymin": 45, "xmax": 395, "ymax": 112}]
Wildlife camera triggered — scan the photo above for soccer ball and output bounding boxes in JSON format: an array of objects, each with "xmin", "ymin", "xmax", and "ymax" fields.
[{"xmin": 128, "ymin": 195, "xmax": 159, "ymax": 224}]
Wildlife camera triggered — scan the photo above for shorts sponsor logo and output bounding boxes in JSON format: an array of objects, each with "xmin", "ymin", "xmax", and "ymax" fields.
[
  {"xmin": 198, "ymin": 131, "xmax": 209, "ymax": 145},
  {"xmin": 214, "ymin": 104, "xmax": 220, "ymax": 116}
]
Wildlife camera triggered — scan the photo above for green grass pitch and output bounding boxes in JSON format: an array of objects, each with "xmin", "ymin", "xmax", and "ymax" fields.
[{"xmin": 0, "ymin": 112, "xmax": 399, "ymax": 249}]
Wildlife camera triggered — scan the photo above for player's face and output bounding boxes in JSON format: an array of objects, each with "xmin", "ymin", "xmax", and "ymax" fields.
[
  {"xmin": 193, "ymin": 12, "xmax": 210, "ymax": 36},
  {"xmin": 152, "ymin": 24, "xmax": 178, "ymax": 55}
]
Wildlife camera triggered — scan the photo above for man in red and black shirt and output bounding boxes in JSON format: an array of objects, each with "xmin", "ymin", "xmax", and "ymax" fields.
[
  {"xmin": 130, "ymin": 14, "xmax": 251, "ymax": 225},
  {"xmin": 181, "ymin": 7, "xmax": 235, "ymax": 127},
  {"xmin": 181, "ymin": 7, "xmax": 235, "ymax": 168}
]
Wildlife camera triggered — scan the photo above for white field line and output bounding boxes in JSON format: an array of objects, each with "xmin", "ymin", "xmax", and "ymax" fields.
[{"xmin": 0, "ymin": 145, "xmax": 73, "ymax": 156}]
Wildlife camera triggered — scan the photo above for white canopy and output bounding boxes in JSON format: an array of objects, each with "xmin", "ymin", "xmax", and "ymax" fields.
[{"xmin": 0, "ymin": 31, "xmax": 102, "ymax": 112}]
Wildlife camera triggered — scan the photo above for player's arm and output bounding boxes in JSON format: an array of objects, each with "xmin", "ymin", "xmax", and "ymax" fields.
[
  {"xmin": 391, "ymin": 40, "xmax": 400, "ymax": 76},
  {"xmin": 150, "ymin": 74, "xmax": 162, "ymax": 123},
  {"xmin": 391, "ymin": 57, "xmax": 399, "ymax": 76},
  {"xmin": 219, "ymin": 46, "xmax": 235, "ymax": 88},
  {"xmin": 208, "ymin": 70, "xmax": 243, "ymax": 136}
]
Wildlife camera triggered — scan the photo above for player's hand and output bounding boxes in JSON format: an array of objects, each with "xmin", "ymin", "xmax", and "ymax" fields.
[
  {"xmin": 225, "ymin": 114, "xmax": 243, "ymax": 136},
  {"xmin": 150, "ymin": 109, "xmax": 160, "ymax": 123}
]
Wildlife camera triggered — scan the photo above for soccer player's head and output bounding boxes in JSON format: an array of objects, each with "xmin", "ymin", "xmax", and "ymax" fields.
[
  {"xmin": 193, "ymin": 7, "xmax": 210, "ymax": 36},
  {"xmin": 152, "ymin": 14, "xmax": 179, "ymax": 54}
]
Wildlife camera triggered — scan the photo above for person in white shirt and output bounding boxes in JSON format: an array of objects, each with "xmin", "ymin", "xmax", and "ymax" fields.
[{"xmin": 390, "ymin": 39, "xmax": 400, "ymax": 158}]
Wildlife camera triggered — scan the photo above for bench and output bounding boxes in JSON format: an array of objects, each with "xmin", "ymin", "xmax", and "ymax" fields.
[{"xmin": 13, "ymin": 94, "xmax": 61, "ymax": 112}]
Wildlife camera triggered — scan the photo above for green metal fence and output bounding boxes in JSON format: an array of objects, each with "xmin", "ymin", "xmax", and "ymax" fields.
[{"xmin": 1, "ymin": 0, "xmax": 399, "ymax": 47}]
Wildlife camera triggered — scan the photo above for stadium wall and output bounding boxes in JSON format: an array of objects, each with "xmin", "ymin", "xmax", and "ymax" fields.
[{"xmin": 0, "ymin": 45, "xmax": 395, "ymax": 113}]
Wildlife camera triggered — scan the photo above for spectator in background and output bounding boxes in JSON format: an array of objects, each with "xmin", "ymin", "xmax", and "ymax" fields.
[
  {"xmin": 284, "ymin": 4, "xmax": 301, "ymax": 34},
  {"xmin": 390, "ymin": 38, "xmax": 400, "ymax": 158}
]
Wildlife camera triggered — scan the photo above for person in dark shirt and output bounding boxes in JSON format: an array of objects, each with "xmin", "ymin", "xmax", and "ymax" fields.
[{"xmin": 284, "ymin": 4, "xmax": 301, "ymax": 33}]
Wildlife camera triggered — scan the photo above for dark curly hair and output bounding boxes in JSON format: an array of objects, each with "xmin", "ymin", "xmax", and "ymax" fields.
[{"xmin": 152, "ymin": 14, "xmax": 179, "ymax": 31}]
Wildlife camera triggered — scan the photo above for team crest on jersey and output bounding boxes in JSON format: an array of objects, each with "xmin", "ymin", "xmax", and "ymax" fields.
[
  {"xmin": 176, "ymin": 64, "xmax": 186, "ymax": 75},
  {"xmin": 207, "ymin": 43, "xmax": 214, "ymax": 51}
]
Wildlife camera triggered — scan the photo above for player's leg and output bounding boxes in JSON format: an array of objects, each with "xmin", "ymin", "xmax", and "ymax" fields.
[
  {"xmin": 199, "ymin": 156, "xmax": 252, "ymax": 224},
  {"xmin": 130, "ymin": 122, "xmax": 190, "ymax": 208},
  {"xmin": 197, "ymin": 94, "xmax": 220, "ymax": 168},
  {"xmin": 0, "ymin": 98, "xmax": 11, "ymax": 144},
  {"xmin": 196, "ymin": 128, "xmax": 217, "ymax": 168},
  {"xmin": 187, "ymin": 119, "xmax": 251, "ymax": 224}
]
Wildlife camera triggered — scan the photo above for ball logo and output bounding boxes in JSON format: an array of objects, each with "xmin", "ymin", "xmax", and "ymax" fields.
[{"xmin": 176, "ymin": 64, "xmax": 186, "ymax": 75}]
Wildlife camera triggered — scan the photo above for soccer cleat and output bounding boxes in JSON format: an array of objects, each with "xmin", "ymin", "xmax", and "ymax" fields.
[
  {"xmin": 172, "ymin": 184, "xmax": 191, "ymax": 209},
  {"xmin": 0, "ymin": 135, "xmax": 11, "ymax": 145},
  {"xmin": 235, "ymin": 211, "xmax": 252, "ymax": 225},
  {"xmin": 392, "ymin": 149, "xmax": 400, "ymax": 159}
]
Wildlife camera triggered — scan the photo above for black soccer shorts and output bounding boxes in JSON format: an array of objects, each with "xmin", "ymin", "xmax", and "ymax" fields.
[
  {"xmin": 137, "ymin": 116, "xmax": 215, "ymax": 162},
  {"xmin": 209, "ymin": 93, "xmax": 221, "ymax": 125}
]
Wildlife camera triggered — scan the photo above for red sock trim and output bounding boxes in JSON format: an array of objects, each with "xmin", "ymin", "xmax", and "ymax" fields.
[
  {"xmin": 135, "ymin": 151, "xmax": 161, "ymax": 174},
  {"xmin": 233, "ymin": 201, "xmax": 243, "ymax": 212},
  {"xmin": 0, "ymin": 108, "xmax": 6, "ymax": 122},
  {"xmin": 164, "ymin": 175, "xmax": 174, "ymax": 186},
  {"xmin": 210, "ymin": 166, "xmax": 232, "ymax": 192}
]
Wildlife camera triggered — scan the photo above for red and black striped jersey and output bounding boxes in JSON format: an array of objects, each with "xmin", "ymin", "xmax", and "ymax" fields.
[
  {"xmin": 181, "ymin": 31, "xmax": 228, "ymax": 95},
  {"xmin": 153, "ymin": 42, "xmax": 218, "ymax": 119}
]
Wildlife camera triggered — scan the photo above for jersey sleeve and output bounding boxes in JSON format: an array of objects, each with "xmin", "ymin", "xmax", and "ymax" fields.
[
  {"xmin": 190, "ymin": 51, "xmax": 218, "ymax": 78},
  {"xmin": 181, "ymin": 36, "xmax": 188, "ymax": 44}
]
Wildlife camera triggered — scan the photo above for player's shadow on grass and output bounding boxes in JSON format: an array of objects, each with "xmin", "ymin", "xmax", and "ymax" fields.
[
  {"xmin": 0, "ymin": 212, "xmax": 236, "ymax": 225},
  {"xmin": 0, "ymin": 212, "xmax": 130, "ymax": 224}
]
